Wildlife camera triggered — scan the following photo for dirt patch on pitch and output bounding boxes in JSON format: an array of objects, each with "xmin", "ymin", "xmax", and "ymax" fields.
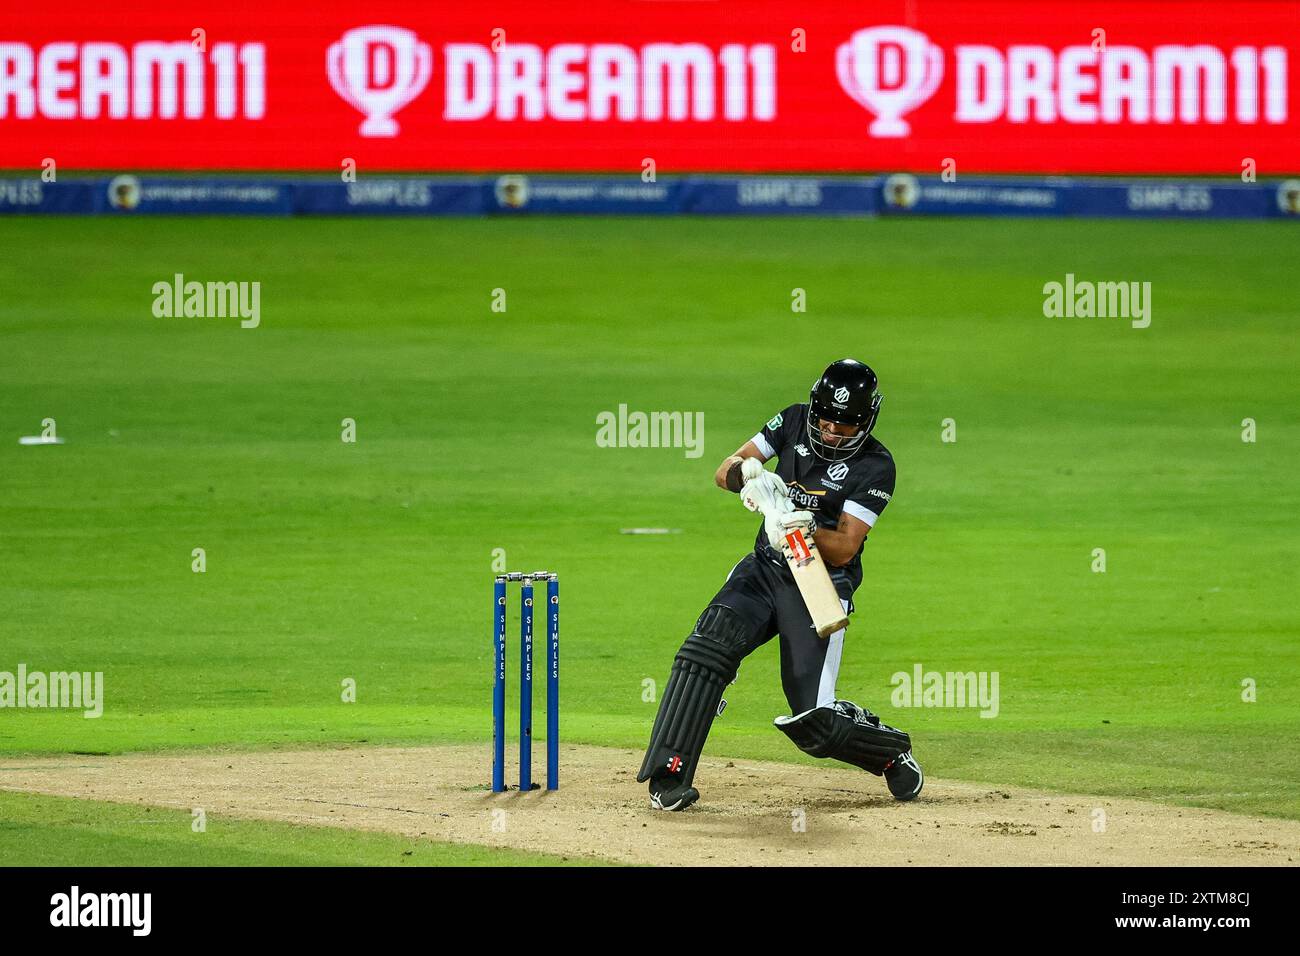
[{"xmin": 2, "ymin": 744, "xmax": 1297, "ymax": 866}]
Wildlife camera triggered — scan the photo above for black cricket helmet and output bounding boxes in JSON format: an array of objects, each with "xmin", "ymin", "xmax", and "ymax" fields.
[{"xmin": 807, "ymin": 358, "xmax": 883, "ymax": 461}]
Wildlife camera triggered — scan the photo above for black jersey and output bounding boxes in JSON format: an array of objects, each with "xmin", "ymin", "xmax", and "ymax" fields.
[{"xmin": 749, "ymin": 403, "xmax": 896, "ymax": 595}]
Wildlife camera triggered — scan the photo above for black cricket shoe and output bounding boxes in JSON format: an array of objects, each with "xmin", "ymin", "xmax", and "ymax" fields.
[
  {"xmin": 648, "ymin": 775, "xmax": 700, "ymax": 812},
  {"xmin": 883, "ymin": 751, "xmax": 923, "ymax": 801}
]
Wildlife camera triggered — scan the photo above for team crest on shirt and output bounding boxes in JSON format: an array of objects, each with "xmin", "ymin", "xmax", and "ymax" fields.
[{"xmin": 827, "ymin": 462, "xmax": 850, "ymax": 480}]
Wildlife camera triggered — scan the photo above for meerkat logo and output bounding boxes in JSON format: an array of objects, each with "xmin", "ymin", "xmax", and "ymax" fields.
[
  {"xmin": 107, "ymin": 175, "xmax": 141, "ymax": 211},
  {"xmin": 1278, "ymin": 180, "xmax": 1300, "ymax": 216},
  {"xmin": 496, "ymin": 175, "xmax": 530, "ymax": 209},
  {"xmin": 883, "ymin": 173, "xmax": 920, "ymax": 209}
]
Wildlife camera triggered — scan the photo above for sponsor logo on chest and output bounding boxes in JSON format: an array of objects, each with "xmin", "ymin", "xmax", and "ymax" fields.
[
  {"xmin": 788, "ymin": 481, "xmax": 827, "ymax": 510},
  {"xmin": 810, "ymin": 460, "xmax": 850, "ymax": 491}
]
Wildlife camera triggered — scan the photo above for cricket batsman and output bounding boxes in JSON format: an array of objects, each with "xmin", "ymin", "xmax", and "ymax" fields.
[{"xmin": 638, "ymin": 358, "xmax": 923, "ymax": 810}]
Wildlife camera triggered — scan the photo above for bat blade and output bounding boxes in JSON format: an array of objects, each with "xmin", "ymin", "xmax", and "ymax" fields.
[{"xmin": 783, "ymin": 529, "xmax": 849, "ymax": 638}]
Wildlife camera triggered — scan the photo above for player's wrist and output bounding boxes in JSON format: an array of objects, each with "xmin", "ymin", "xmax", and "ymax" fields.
[{"xmin": 724, "ymin": 457, "xmax": 744, "ymax": 492}]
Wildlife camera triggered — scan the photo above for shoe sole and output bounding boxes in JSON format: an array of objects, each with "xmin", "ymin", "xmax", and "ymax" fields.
[{"xmin": 892, "ymin": 778, "xmax": 923, "ymax": 801}]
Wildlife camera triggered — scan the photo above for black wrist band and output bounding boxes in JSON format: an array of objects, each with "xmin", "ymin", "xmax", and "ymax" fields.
[{"xmin": 725, "ymin": 459, "xmax": 744, "ymax": 492}]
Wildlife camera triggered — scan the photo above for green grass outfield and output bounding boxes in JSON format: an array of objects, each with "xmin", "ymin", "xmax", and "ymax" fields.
[
  {"xmin": 0, "ymin": 790, "xmax": 591, "ymax": 866},
  {"xmin": 1, "ymin": 216, "xmax": 1297, "ymax": 865}
]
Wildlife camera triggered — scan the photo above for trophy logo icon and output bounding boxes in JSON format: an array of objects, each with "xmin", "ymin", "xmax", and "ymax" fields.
[
  {"xmin": 328, "ymin": 25, "xmax": 432, "ymax": 137},
  {"xmin": 836, "ymin": 26, "xmax": 943, "ymax": 138}
]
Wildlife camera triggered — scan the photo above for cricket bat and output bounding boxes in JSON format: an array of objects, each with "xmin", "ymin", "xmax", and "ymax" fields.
[
  {"xmin": 740, "ymin": 458, "xmax": 849, "ymax": 639},
  {"xmin": 781, "ymin": 526, "xmax": 850, "ymax": 638}
]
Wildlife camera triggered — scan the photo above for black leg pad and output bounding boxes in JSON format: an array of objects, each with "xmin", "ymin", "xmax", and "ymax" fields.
[
  {"xmin": 774, "ymin": 700, "xmax": 911, "ymax": 776},
  {"xmin": 636, "ymin": 605, "xmax": 755, "ymax": 786}
]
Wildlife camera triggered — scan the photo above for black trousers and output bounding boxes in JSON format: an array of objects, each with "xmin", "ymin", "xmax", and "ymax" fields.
[{"xmin": 707, "ymin": 552, "xmax": 852, "ymax": 715}]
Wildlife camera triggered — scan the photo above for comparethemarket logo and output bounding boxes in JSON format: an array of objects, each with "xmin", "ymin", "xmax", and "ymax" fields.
[
  {"xmin": 0, "ymin": 664, "xmax": 103, "ymax": 718},
  {"xmin": 50, "ymin": 887, "xmax": 151, "ymax": 936}
]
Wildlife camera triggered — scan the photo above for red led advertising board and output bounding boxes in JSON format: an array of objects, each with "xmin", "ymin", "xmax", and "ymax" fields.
[{"xmin": 1, "ymin": 1, "xmax": 1296, "ymax": 173}]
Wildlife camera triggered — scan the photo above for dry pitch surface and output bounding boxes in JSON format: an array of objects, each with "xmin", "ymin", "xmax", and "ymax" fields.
[{"xmin": 2, "ymin": 745, "xmax": 1296, "ymax": 866}]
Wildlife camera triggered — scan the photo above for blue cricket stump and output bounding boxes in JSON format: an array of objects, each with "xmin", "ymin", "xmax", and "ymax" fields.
[
  {"xmin": 519, "ymin": 579, "xmax": 534, "ymax": 791},
  {"xmin": 492, "ymin": 578, "xmax": 507, "ymax": 793},
  {"xmin": 547, "ymin": 575, "xmax": 560, "ymax": 791},
  {"xmin": 492, "ymin": 572, "xmax": 559, "ymax": 792}
]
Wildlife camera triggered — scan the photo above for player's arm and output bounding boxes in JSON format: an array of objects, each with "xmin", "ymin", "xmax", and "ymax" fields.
[
  {"xmin": 715, "ymin": 440, "xmax": 768, "ymax": 492},
  {"xmin": 719, "ymin": 406, "xmax": 795, "ymax": 492},
  {"xmin": 815, "ymin": 457, "xmax": 895, "ymax": 564},
  {"xmin": 813, "ymin": 511, "xmax": 871, "ymax": 567}
]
